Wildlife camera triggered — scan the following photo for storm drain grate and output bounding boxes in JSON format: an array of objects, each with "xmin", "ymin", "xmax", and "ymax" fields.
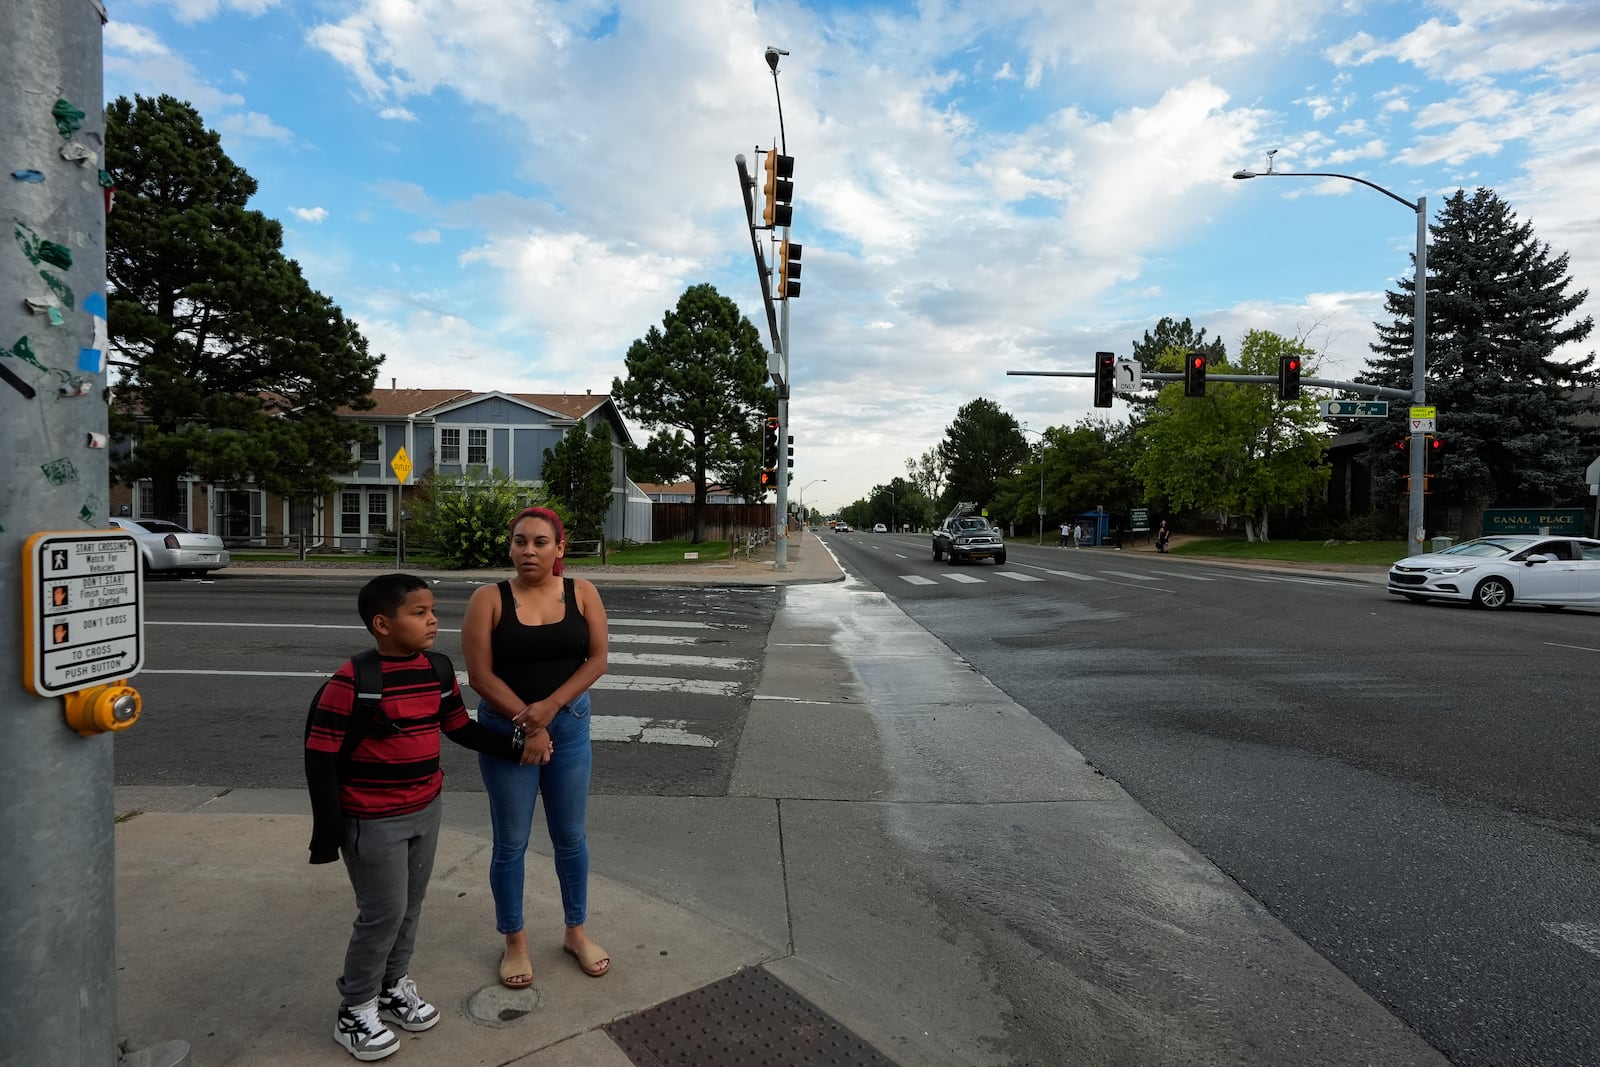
[{"xmin": 604, "ymin": 966, "xmax": 899, "ymax": 1067}]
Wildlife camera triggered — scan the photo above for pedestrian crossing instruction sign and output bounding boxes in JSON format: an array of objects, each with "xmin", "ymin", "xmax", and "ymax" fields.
[{"xmin": 22, "ymin": 531, "xmax": 145, "ymax": 696}]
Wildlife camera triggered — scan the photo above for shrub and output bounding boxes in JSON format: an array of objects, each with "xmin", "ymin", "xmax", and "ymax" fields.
[{"xmin": 409, "ymin": 468, "xmax": 558, "ymax": 569}]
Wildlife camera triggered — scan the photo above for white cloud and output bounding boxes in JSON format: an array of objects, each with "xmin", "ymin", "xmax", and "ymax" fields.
[
  {"xmin": 378, "ymin": 106, "xmax": 417, "ymax": 121},
  {"xmin": 291, "ymin": 206, "xmax": 328, "ymax": 223},
  {"xmin": 154, "ymin": 0, "xmax": 281, "ymax": 23},
  {"xmin": 216, "ymin": 110, "xmax": 291, "ymax": 140},
  {"xmin": 409, "ymin": 229, "xmax": 441, "ymax": 244}
]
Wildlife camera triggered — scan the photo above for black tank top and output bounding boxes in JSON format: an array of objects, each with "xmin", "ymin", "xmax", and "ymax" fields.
[{"xmin": 489, "ymin": 578, "xmax": 590, "ymax": 705}]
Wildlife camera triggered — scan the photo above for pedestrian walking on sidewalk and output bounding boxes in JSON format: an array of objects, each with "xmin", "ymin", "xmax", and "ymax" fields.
[
  {"xmin": 1059, "ymin": 520, "xmax": 1072, "ymax": 548},
  {"xmin": 1156, "ymin": 521, "xmax": 1171, "ymax": 553},
  {"xmin": 306, "ymin": 573, "xmax": 536, "ymax": 1062},
  {"xmin": 1073, "ymin": 522, "xmax": 1085, "ymax": 548},
  {"xmin": 462, "ymin": 506, "xmax": 612, "ymax": 990}
]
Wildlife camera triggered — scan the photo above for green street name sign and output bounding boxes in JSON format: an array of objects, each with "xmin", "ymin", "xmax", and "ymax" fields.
[{"xmin": 1321, "ymin": 400, "xmax": 1389, "ymax": 417}]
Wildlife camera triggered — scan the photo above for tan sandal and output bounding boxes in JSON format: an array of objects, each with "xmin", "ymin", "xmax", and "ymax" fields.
[
  {"xmin": 499, "ymin": 947, "xmax": 534, "ymax": 989},
  {"xmin": 563, "ymin": 941, "xmax": 609, "ymax": 978}
]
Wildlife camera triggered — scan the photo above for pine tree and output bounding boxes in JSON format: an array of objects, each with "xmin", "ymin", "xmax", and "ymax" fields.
[
  {"xmin": 1361, "ymin": 188, "xmax": 1598, "ymax": 533},
  {"xmin": 611, "ymin": 284, "xmax": 774, "ymax": 542},
  {"xmin": 106, "ymin": 95, "xmax": 380, "ymax": 522}
]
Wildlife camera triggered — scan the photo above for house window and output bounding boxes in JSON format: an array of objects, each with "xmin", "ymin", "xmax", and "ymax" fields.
[
  {"xmin": 439, "ymin": 428, "xmax": 460, "ymax": 465},
  {"xmin": 341, "ymin": 492, "xmax": 362, "ymax": 535},
  {"xmin": 359, "ymin": 435, "xmax": 380, "ymax": 463},
  {"xmin": 136, "ymin": 481, "xmax": 188, "ymax": 526},
  {"xmin": 468, "ymin": 428, "xmax": 488, "ymax": 465},
  {"xmin": 367, "ymin": 491, "xmax": 389, "ymax": 532}
]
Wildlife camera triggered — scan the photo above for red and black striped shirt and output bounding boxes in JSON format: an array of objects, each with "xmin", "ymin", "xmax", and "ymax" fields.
[{"xmin": 306, "ymin": 652, "xmax": 468, "ymax": 820}]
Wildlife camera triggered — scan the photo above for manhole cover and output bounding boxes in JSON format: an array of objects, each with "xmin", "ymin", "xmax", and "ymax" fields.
[
  {"xmin": 605, "ymin": 967, "xmax": 897, "ymax": 1066},
  {"xmin": 464, "ymin": 983, "xmax": 542, "ymax": 1028}
]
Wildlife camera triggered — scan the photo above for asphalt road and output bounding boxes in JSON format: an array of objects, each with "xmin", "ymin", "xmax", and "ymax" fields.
[
  {"xmin": 821, "ymin": 528, "xmax": 1600, "ymax": 1067},
  {"xmin": 118, "ymin": 576, "xmax": 775, "ymax": 797}
]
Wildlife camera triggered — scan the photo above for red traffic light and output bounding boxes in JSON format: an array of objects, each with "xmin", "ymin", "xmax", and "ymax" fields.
[{"xmin": 1429, "ymin": 437, "xmax": 1445, "ymax": 451}]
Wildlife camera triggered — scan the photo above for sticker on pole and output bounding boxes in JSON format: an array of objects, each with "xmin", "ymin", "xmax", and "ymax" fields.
[{"xmin": 22, "ymin": 531, "xmax": 144, "ymax": 696}]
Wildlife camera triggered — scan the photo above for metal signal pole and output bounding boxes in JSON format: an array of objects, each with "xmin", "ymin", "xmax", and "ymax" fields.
[{"xmin": 2, "ymin": 4, "xmax": 184, "ymax": 1064}]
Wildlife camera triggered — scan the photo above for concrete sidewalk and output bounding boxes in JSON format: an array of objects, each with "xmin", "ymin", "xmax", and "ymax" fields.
[{"xmin": 112, "ymin": 539, "xmax": 1441, "ymax": 1065}]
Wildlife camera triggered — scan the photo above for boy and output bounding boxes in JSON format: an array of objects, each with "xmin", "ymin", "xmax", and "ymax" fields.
[{"xmin": 306, "ymin": 573, "xmax": 532, "ymax": 1061}]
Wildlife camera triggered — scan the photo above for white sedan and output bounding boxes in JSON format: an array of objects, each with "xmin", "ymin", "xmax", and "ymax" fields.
[
  {"xmin": 1387, "ymin": 534, "xmax": 1600, "ymax": 610},
  {"xmin": 872, "ymin": 523, "xmax": 887, "ymax": 533},
  {"xmin": 109, "ymin": 517, "xmax": 231, "ymax": 577}
]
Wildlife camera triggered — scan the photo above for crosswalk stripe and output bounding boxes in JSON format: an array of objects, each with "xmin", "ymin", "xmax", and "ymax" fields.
[
  {"xmin": 942, "ymin": 573, "xmax": 986, "ymax": 584},
  {"xmin": 610, "ymin": 650, "xmax": 747, "ymax": 670},
  {"xmin": 610, "ymin": 618, "xmax": 745, "ymax": 630},
  {"xmin": 1100, "ymin": 570, "xmax": 1161, "ymax": 582},
  {"xmin": 1150, "ymin": 570, "xmax": 1215, "ymax": 581},
  {"xmin": 994, "ymin": 571, "xmax": 1045, "ymax": 582},
  {"xmin": 590, "ymin": 715, "xmax": 718, "ymax": 747},
  {"xmin": 899, "ymin": 575, "xmax": 938, "ymax": 585},
  {"xmin": 1035, "ymin": 569, "xmax": 1103, "ymax": 581},
  {"xmin": 609, "ymin": 633, "xmax": 705, "ymax": 646},
  {"xmin": 593, "ymin": 674, "xmax": 741, "ymax": 695}
]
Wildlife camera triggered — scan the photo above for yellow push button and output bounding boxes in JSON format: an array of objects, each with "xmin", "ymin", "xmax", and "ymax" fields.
[{"xmin": 63, "ymin": 682, "xmax": 141, "ymax": 736}]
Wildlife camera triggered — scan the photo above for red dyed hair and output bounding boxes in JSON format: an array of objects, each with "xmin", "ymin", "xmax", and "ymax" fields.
[{"xmin": 509, "ymin": 506, "xmax": 566, "ymax": 576}]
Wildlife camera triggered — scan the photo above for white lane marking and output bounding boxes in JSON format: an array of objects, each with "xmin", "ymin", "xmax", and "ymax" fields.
[
  {"xmin": 610, "ymin": 651, "xmax": 747, "ymax": 670},
  {"xmin": 1206, "ymin": 572, "xmax": 1277, "ymax": 583},
  {"xmin": 895, "ymin": 553, "xmax": 907, "ymax": 559},
  {"xmin": 942, "ymin": 573, "xmax": 986, "ymax": 584},
  {"xmin": 1545, "ymin": 641, "xmax": 1600, "ymax": 653},
  {"xmin": 138, "ymin": 667, "xmax": 743, "ymax": 697},
  {"xmin": 1544, "ymin": 922, "xmax": 1600, "ymax": 959},
  {"xmin": 1150, "ymin": 570, "xmax": 1216, "ymax": 581},
  {"xmin": 754, "ymin": 695, "xmax": 833, "ymax": 704},
  {"xmin": 899, "ymin": 575, "xmax": 938, "ymax": 585},
  {"xmin": 1100, "ymin": 570, "xmax": 1161, "ymax": 582},
  {"xmin": 994, "ymin": 571, "xmax": 1045, "ymax": 582},
  {"xmin": 590, "ymin": 715, "xmax": 719, "ymax": 747}
]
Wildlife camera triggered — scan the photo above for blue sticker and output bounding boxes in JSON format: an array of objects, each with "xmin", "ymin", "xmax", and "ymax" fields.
[
  {"xmin": 77, "ymin": 348, "xmax": 104, "ymax": 373},
  {"xmin": 11, "ymin": 170, "xmax": 46, "ymax": 183},
  {"xmin": 82, "ymin": 292, "xmax": 107, "ymax": 317}
]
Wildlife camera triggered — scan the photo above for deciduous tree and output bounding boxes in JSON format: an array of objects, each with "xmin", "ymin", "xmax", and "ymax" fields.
[
  {"xmin": 542, "ymin": 421, "xmax": 614, "ymax": 558},
  {"xmin": 1136, "ymin": 330, "xmax": 1327, "ymax": 541},
  {"xmin": 611, "ymin": 284, "xmax": 774, "ymax": 541},
  {"xmin": 936, "ymin": 398, "xmax": 1028, "ymax": 513}
]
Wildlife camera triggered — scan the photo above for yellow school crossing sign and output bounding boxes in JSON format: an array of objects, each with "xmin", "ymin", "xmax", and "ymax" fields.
[{"xmin": 390, "ymin": 447, "xmax": 412, "ymax": 483}]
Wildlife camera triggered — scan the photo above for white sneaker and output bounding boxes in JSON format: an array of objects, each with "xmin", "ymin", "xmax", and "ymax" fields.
[
  {"xmin": 378, "ymin": 974, "xmax": 441, "ymax": 1032},
  {"xmin": 335, "ymin": 998, "xmax": 399, "ymax": 1061}
]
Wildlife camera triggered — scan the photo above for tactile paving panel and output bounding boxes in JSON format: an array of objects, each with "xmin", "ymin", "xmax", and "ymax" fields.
[{"xmin": 605, "ymin": 966, "xmax": 899, "ymax": 1067}]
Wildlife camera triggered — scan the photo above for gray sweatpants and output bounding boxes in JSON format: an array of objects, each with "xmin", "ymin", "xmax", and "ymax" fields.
[{"xmin": 336, "ymin": 796, "xmax": 442, "ymax": 1005}]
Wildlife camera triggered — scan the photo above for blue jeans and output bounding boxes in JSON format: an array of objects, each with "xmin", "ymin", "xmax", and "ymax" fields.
[{"xmin": 477, "ymin": 693, "xmax": 592, "ymax": 932}]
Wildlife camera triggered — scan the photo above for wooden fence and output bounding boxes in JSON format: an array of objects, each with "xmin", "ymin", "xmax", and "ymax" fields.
[{"xmin": 651, "ymin": 502, "xmax": 773, "ymax": 542}]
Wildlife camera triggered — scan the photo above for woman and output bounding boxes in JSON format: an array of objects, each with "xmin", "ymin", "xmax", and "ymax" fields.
[{"xmin": 462, "ymin": 506, "xmax": 610, "ymax": 987}]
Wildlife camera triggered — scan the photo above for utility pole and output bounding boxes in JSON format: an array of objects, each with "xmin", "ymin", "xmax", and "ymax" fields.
[{"xmin": 1, "ymin": 4, "xmax": 182, "ymax": 1065}]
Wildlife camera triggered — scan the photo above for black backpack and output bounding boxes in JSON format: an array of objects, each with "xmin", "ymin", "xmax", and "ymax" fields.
[{"xmin": 304, "ymin": 649, "xmax": 456, "ymax": 764}]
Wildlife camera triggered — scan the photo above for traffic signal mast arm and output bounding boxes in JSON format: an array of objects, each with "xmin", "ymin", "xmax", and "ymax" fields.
[{"xmin": 1006, "ymin": 368, "xmax": 1413, "ymax": 401}]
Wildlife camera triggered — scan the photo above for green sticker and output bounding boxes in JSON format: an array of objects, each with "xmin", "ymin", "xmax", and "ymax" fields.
[
  {"xmin": 52, "ymin": 99, "xmax": 86, "ymax": 138},
  {"xmin": 3, "ymin": 335, "xmax": 72, "ymax": 383},
  {"xmin": 40, "ymin": 271, "xmax": 74, "ymax": 310},
  {"xmin": 13, "ymin": 221, "xmax": 72, "ymax": 270},
  {"xmin": 42, "ymin": 457, "xmax": 79, "ymax": 485}
]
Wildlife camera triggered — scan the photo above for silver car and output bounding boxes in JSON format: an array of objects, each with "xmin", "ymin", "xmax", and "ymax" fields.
[
  {"xmin": 1387, "ymin": 534, "xmax": 1600, "ymax": 609},
  {"xmin": 109, "ymin": 517, "xmax": 231, "ymax": 577}
]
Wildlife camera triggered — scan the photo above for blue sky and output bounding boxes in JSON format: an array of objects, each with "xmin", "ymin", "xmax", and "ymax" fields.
[{"xmin": 104, "ymin": 0, "xmax": 1600, "ymax": 513}]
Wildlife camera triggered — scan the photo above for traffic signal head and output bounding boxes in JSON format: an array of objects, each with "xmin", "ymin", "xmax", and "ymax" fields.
[
  {"xmin": 1429, "ymin": 436, "xmax": 1444, "ymax": 453},
  {"xmin": 1183, "ymin": 353, "xmax": 1208, "ymax": 398},
  {"xmin": 1277, "ymin": 355, "xmax": 1302, "ymax": 400},
  {"xmin": 777, "ymin": 239, "xmax": 802, "ymax": 299},
  {"xmin": 760, "ymin": 469, "xmax": 773, "ymax": 488},
  {"xmin": 786, "ymin": 433, "xmax": 795, "ymax": 469},
  {"xmin": 762, "ymin": 416, "xmax": 780, "ymax": 468},
  {"xmin": 1092, "ymin": 351, "xmax": 1115, "ymax": 408},
  {"xmin": 762, "ymin": 150, "xmax": 794, "ymax": 228}
]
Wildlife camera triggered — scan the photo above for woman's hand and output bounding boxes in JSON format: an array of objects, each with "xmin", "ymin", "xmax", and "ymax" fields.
[{"xmin": 513, "ymin": 698, "xmax": 561, "ymax": 731}]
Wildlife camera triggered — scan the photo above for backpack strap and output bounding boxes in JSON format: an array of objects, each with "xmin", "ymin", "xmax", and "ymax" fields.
[
  {"xmin": 337, "ymin": 648, "xmax": 386, "ymax": 763},
  {"xmin": 421, "ymin": 649, "xmax": 455, "ymax": 700}
]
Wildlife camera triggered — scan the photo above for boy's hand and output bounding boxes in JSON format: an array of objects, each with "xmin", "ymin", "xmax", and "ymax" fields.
[{"xmin": 519, "ymin": 727, "xmax": 554, "ymax": 765}]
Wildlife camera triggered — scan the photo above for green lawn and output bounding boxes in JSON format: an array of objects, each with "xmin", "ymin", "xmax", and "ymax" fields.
[{"xmin": 1169, "ymin": 537, "xmax": 1409, "ymax": 567}]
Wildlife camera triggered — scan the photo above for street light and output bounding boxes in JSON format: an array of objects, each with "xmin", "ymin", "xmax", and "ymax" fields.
[
  {"xmin": 1233, "ymin": 155, "xmax": 1428, "ymax": 548},
  {"xmin": 1022, "ymin": 426, "xmax": 1046, "ymax": 544},
  {"xmin": 796, "ymin": 478, "xmax": 825, "ymax": 523}
]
